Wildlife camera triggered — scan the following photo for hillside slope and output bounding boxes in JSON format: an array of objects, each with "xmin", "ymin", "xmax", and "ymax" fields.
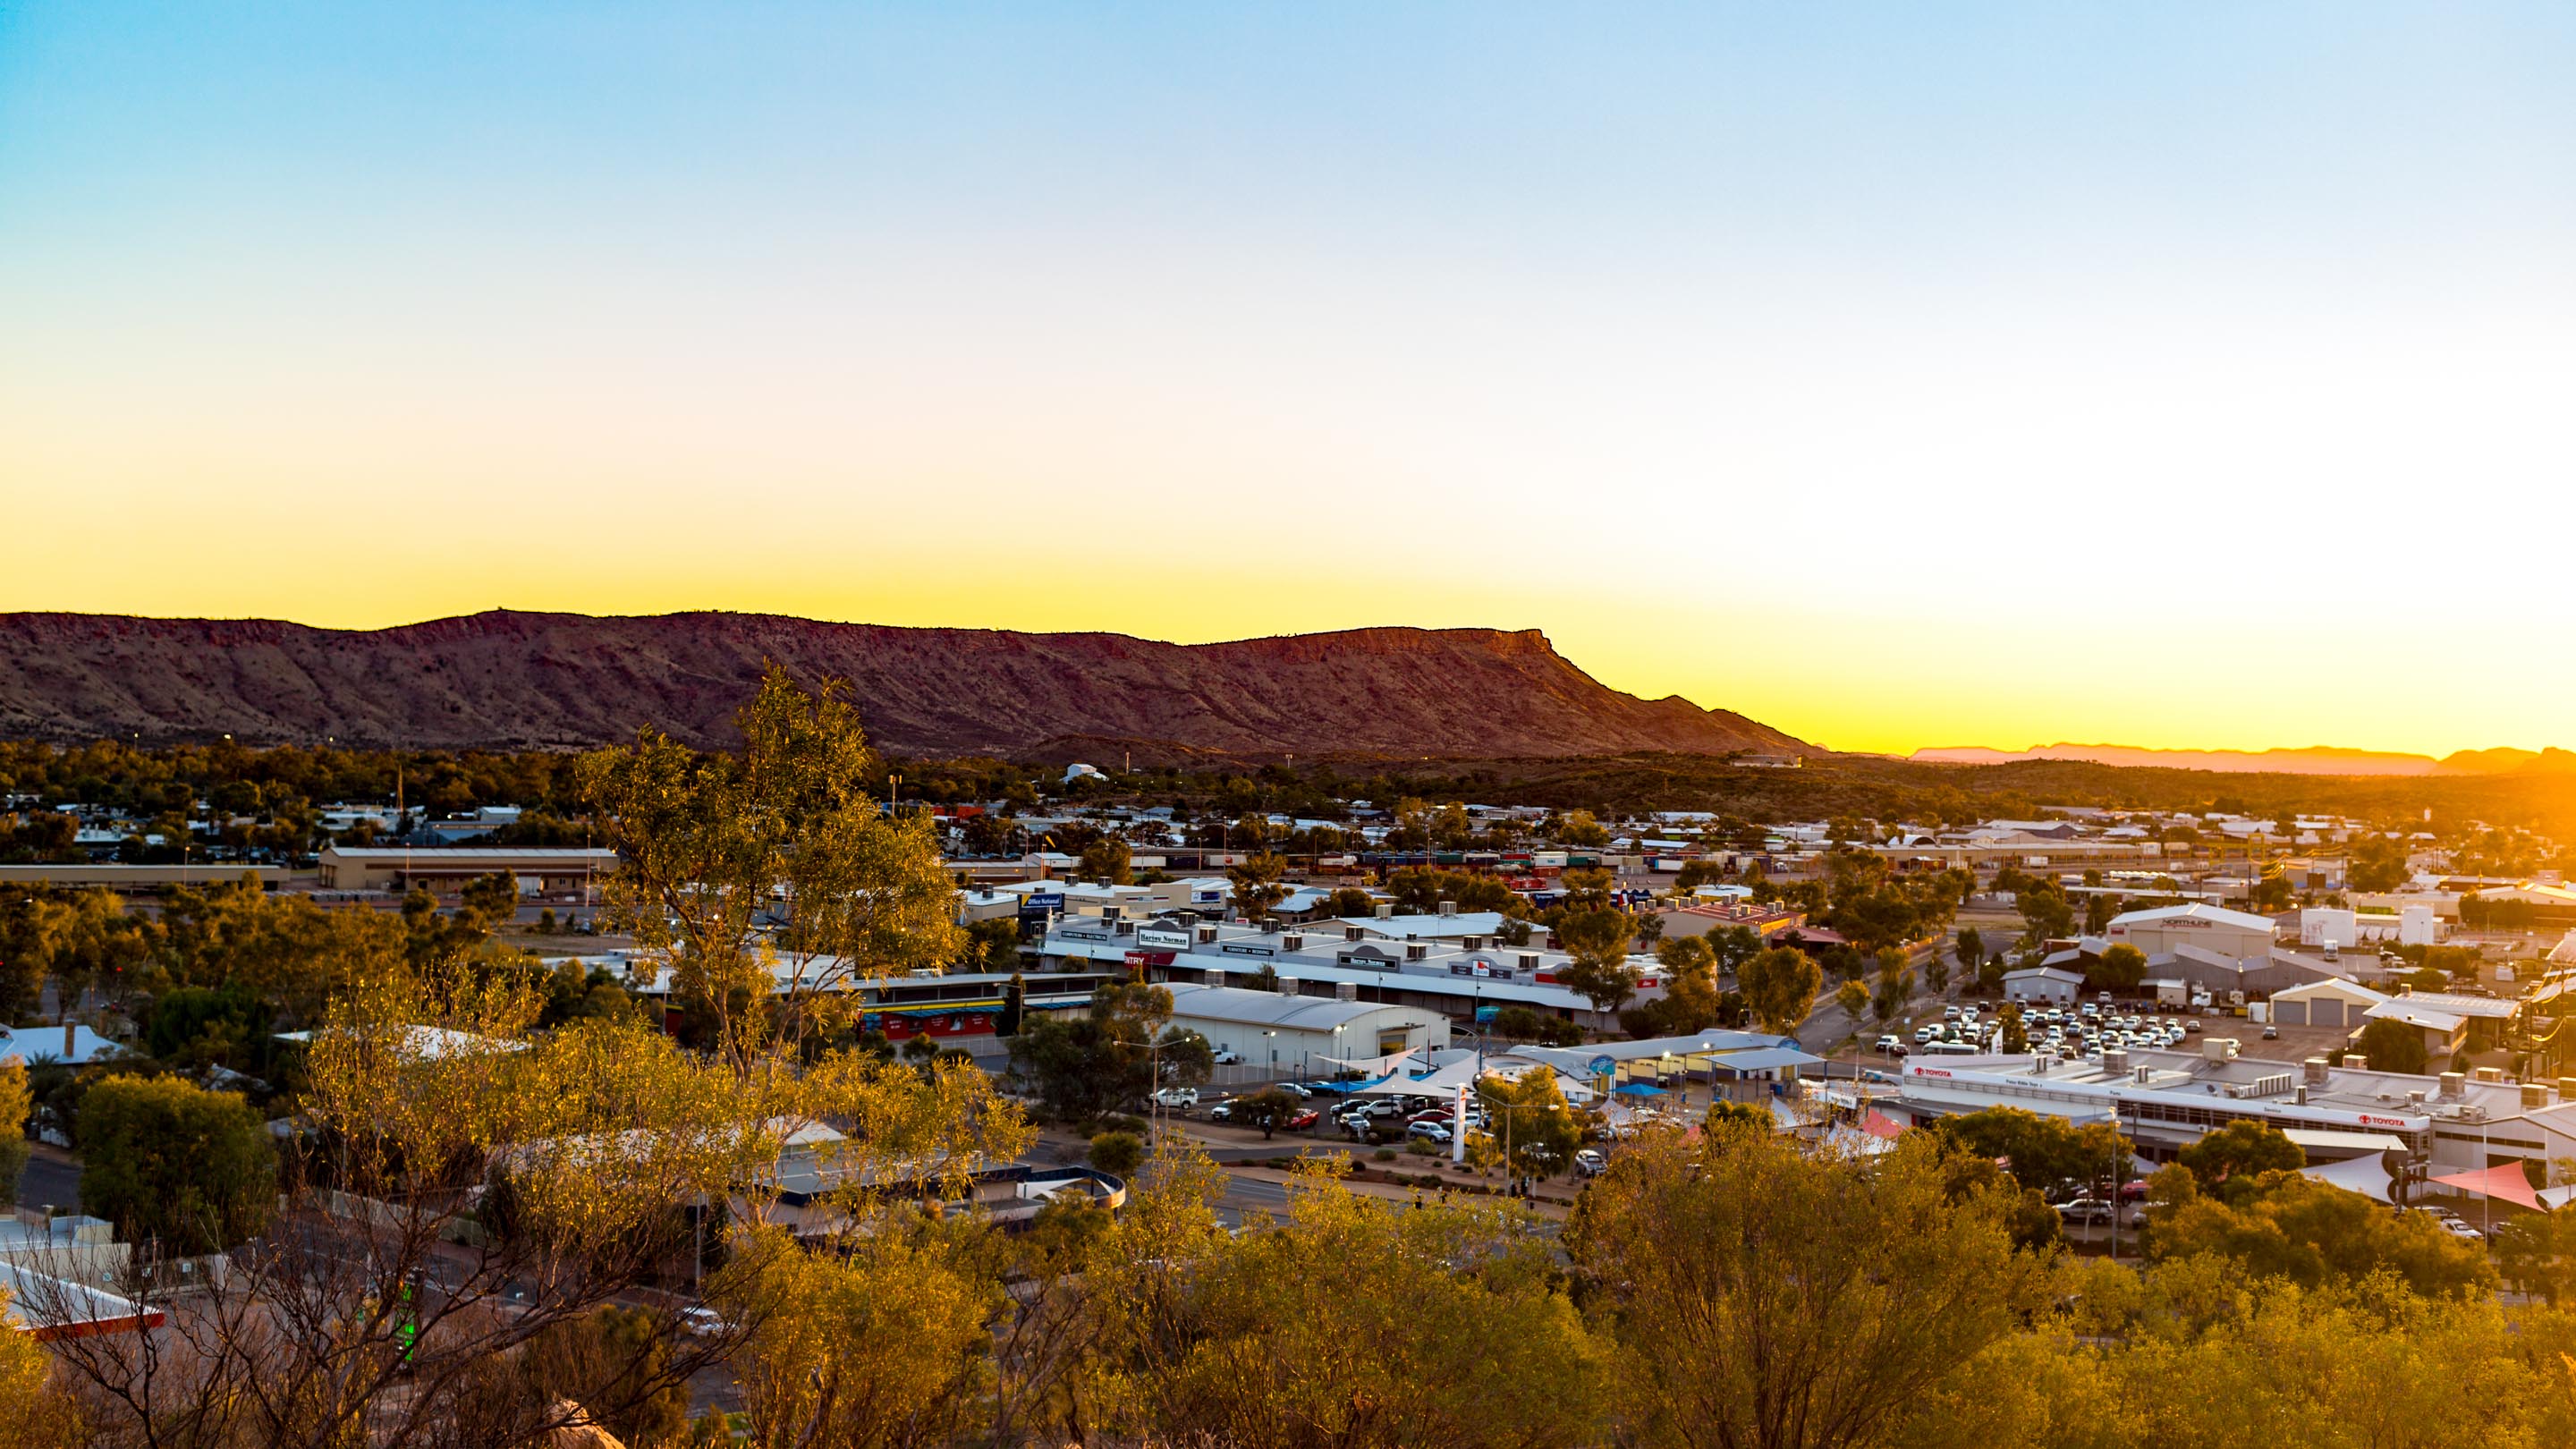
[{"xmin": 0, "ymin": 611, "xmax": 1810, "ymax": 761}]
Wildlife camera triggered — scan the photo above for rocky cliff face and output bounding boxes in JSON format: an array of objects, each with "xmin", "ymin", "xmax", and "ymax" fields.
[{"xmin": 0, "ymin": 611, "xmax": 1810, "ymax": 761}]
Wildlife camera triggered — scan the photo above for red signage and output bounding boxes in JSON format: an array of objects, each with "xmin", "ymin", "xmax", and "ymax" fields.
[
  {"xmin": 1914, "ymin": 1067, "xmax": 1953, "ymax": 1079},
  {"xmin": 2359, "ymin": 1114, "xmax": 2408, "ymax": 1128}
]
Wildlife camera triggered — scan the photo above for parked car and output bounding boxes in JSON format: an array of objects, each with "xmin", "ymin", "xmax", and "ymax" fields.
[
  {"xmin": 1874, "ymin": 1034, "xmax": 1904, "ymax": 1055},
  {"xmin": 1407, "ymin": 1122, "xmax": 1453, "ymax": 1144},
  {"xmin": 1574, "ymin": 1148, "xmax": 1608, "ymax": 1178},
  {"xmin": 2056, "ymin": 1199, "xmax": 2116, "ymax": 1224},
  {"xmin": 1284, "ymin": 1107, "xmax": 1321, "ymax": 1131},
  {"xmin": 1913, "ymin": 1025, "xmax": 1939, "ymax": 1044},
  {"xmin": 678, "ymin": 1306, "xmax": 729, "ymax": 1338},
  {"xmin": 1153, "ymin": 1087, "xmax": 1199, "ymax": 1109},
  {"xmin": 1210, "ymin": 1048, "xmax": 1243, "ymax": 1065},
  {"xmin": 2183, "ymin": 1020, "xmax": 2203, "ymax": 1034},
  {"xmin": 2261, "ymin": 1024, "xmax": 2280, "ymax": 1039},
  {"xmin": 1205, "ymin": 1099, "xmax": 1234, "ymax": 1120}
]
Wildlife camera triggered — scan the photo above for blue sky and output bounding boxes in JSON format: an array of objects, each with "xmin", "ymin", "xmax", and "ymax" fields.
[{"xmin": 4, "ymin": 4, "xmax": 2572, "ymax": 753}]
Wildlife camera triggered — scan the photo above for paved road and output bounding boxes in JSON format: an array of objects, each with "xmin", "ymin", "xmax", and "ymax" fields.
[
  {"xmin": 1216, "ymin": 1173, "xmax": 1293, "ymax": 1226},
  {"xmin": 19, "ymin": 1148, "xmax": 80, "ymax": 1214}
]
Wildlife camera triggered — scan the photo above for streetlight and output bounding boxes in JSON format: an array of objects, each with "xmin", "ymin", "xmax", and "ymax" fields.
[{"xmin": 1262, "ymin": 1028, "xmax": 1277, "ymax": 1081}]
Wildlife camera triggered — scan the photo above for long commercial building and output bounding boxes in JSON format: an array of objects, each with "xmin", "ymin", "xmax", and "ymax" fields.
[
  {"xmin": 317, "ymin": 845, "xmax": 621, "ymax": 893},
  {"xmin": 1036, "ymin": 911, "xmax": 1667, "ymax": 1030},
  {"xmin": 1882, "ymin": 1040, "xmax": 2576, "ymax": 1187}
]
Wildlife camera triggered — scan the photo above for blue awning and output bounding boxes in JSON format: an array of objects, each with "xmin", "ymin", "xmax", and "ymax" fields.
[{"xmin": 1613, "ymin": 1082, "xmax": 1666, "ymax": 1097}]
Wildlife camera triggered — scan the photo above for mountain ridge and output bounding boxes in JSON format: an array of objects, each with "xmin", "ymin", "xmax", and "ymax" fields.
[
  {"xmin": 1909, "ymin": 741, "xmax": 2570, "ymax": 777},
  {"xmin": 0, "ymin": 609, "xmax": 1810, "ymax": 762}
]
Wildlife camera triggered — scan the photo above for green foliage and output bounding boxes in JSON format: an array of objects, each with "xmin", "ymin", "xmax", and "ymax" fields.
[
  {"xmin": 1225, "ymin": 852, "xmax": 1288, "ymax": 922},
  {"xmin": 1384, "ymin": 868, "xmax": 1522, "ymax": 918},
  {"xmin": 2145, "ymin": 1167, "xmax": 2493, "ymax": 1297},
  {"xmin": 1088, "ymin": 1131, "xmax": 1146, "ymax": 1179},
  {"xmin": 1737, "ymin": 946, "xmax": 1821, "ymax": 1035},
  {"xmin": 2355, "ymin": 1017, "xmax": 2430, "ymax": 1075},
  {"xmin": 2012, "ymin": 879, "xmax": 2075, "ymax": 945},
  {"xmin": 1930, "ymin": 1106, "xmax": 2130, "ymax": 1198},
  {"xmin": 1010, "ymin": 980, "xmax": 1204, "ymax": 1120},
  {"xmin": 1488, "ymin": 1004, "xmax": 1583, "ymax": 1046},
  {"xmin": 1553, "ymin": 907, "xmax": 1640, "ymax": 1014},
  {"xmin": 2350, "ymin": 835, "xmax": 2411, "ymax": 893},
  {"xmin": 2092, "ymin": 942, "xmax": 2149, "ymax": 993},
  {"xmin": 2177, "ymin": 1121, "xmax": 2306, "ymax": 1194},
  {"xmin": 0, "ymin": 1063, "xmax": 28, "ymax": 1208},
  {"xmin": 78, "ymin": 1073, "xmax": 275, "ymax": 1254},
  {"xmin": 580, "ymin": 667, "xmax": 965, "ymax": 1068},
  {"xmin": 960, "ymin": 916, "xmax": 1023, "ymax": 974},
  {"xmin": 1077, "ymin": 835, "xmax": 1132, "ymax": 885},
  {"xmin": 1230, "ymin": 1088, "xmax": 1299, "ymax": 1140},
  {"xmin": 1472, "ymin": 1069, "xmax": 1583, "ymax": 1180}
]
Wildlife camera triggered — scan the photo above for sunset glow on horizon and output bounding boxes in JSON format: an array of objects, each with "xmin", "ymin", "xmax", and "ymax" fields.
[{"xmin": 5, "ymin": 4, "xmax": 2573, "ymax": 758}]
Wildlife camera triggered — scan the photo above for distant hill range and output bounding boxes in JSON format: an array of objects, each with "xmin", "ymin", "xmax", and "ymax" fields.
[
  {"xmin": 1910, "ymin": 742, "xmax": 2576, "ymax": 777},
  {"xmin": 0, "ymin": 610, "xmax": 1811, "ymax": 762}
]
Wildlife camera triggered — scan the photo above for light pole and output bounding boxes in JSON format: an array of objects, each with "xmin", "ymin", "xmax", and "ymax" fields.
[
  {"xmin": 2108, "ymin": 1103, "xmax": 2124, "ymax": 1260},
  {"xmin": 1262, "ymin": 1029, "xmax": 1277, "ymax": 1082}
]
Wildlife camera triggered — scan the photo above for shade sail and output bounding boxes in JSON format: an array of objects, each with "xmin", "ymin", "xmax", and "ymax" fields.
[
  {"xmin": 1860, "ymin": 1108, "xmax": 1907, "ymax": 1140},
  {"xmin": 2301, "ymin": 1152, "xmax": 2394, "ymax": 1204},
  {"xmin": 2430, "ymin": 1161, "xmax": 2543, "ymax": 1212}
]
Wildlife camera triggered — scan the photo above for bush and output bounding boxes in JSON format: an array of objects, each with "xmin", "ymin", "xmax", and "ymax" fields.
[
  {"xmin": 1373, "ymin": 1148, "xmax": 1397, "ymax": 1162},
  {"xmin": 1088, "ymin": 1131, "xmax": 1145, "ymax": 1179},
  {"xmin": 79, "ymin": 1073, "xmax": 275, "ymax": 1255},
  {"xmin": 1405, "ymin": 1137, "xmax": 1437, "ymax": 1156}
]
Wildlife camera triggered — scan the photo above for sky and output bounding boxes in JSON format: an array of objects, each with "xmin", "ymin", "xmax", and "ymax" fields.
[{"xmin": 4, "ymin": 4, "xmax": 2572, "ymax": 758}]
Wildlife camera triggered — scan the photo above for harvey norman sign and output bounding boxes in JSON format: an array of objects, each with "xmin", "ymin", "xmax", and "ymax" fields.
[{"xmin": 1137, "ymin": 928, "xmax": 1192, "ymax": 949}]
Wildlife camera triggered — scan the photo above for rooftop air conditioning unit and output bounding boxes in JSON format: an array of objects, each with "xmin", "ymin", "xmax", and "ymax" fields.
[
  {"xmin": 1375, "ymin": 904, "xmax": 1394, "ymax": 919},
  {"xmin": 2439, "ymin": 1072, "xmax": 2465, "ymax": 1098},
  {"xmin": 1283, "ymin": 935, "xmax": 1303, "ymax": 953},
  {"xmin": 1335, "ymin": 981, "xmax": 1359, "ymax": 1001},
  {"xmin": 1438, "ymin": 900, "xmax": 1457, "ymax": 916},
  {"xmin": 1198, "ymin": 926, "xmax": 1217, "ymax": 945}
]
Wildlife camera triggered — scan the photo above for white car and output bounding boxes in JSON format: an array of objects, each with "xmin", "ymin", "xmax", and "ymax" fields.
[
  {"xmin": 677, "ymin": 1306, "xmax": 729, "ymax": 1337},
  {"xmin": 1210, "ymin": 1048, "xmax": 1243, "ymax": 1065},
  {"xmin": 1153, "ymin": 1087, "xmax": 1199, "ymax": 1109},
  {"xmin": 1407, "ymin": 1121, "xmax": 1453, "ymax": 1144},
  {"xmin": 1913, "ymin": 1025, "xmax": 1938, "ymax": 1044}
]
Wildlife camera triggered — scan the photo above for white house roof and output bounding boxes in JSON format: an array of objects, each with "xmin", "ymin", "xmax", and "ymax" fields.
[
  {"xmin": 2108, "ymin": 902, "xmax": 2279, "ymax": 934},
  {"xmin": 2362, "ymin": 1001, "xmax": 2465, "ymax": 1032},
  {"xmin": 1334, "ymin": 912, "xmax": 1510, "ymax": 939},
  {"xmin": 2004, "ymin": 967, "xmax": 2087, "ymax": 985},
  {"xmin": 2380, "ymin": 991, "xmax": 2517, "ymax": 1021},
  {"xmin": 1162, "ymin": 983, "xmax": 1411, "ymax": 1032},
  {"xmin": 2272, "ymin": 979, "xmax": 2391, "ymax": 1006}
]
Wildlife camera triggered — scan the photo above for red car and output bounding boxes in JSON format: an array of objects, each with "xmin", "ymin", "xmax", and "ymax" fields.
[{"xmin": 1284, "ymin": 1107, "xmax": 1321, "ymax": 1131}]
